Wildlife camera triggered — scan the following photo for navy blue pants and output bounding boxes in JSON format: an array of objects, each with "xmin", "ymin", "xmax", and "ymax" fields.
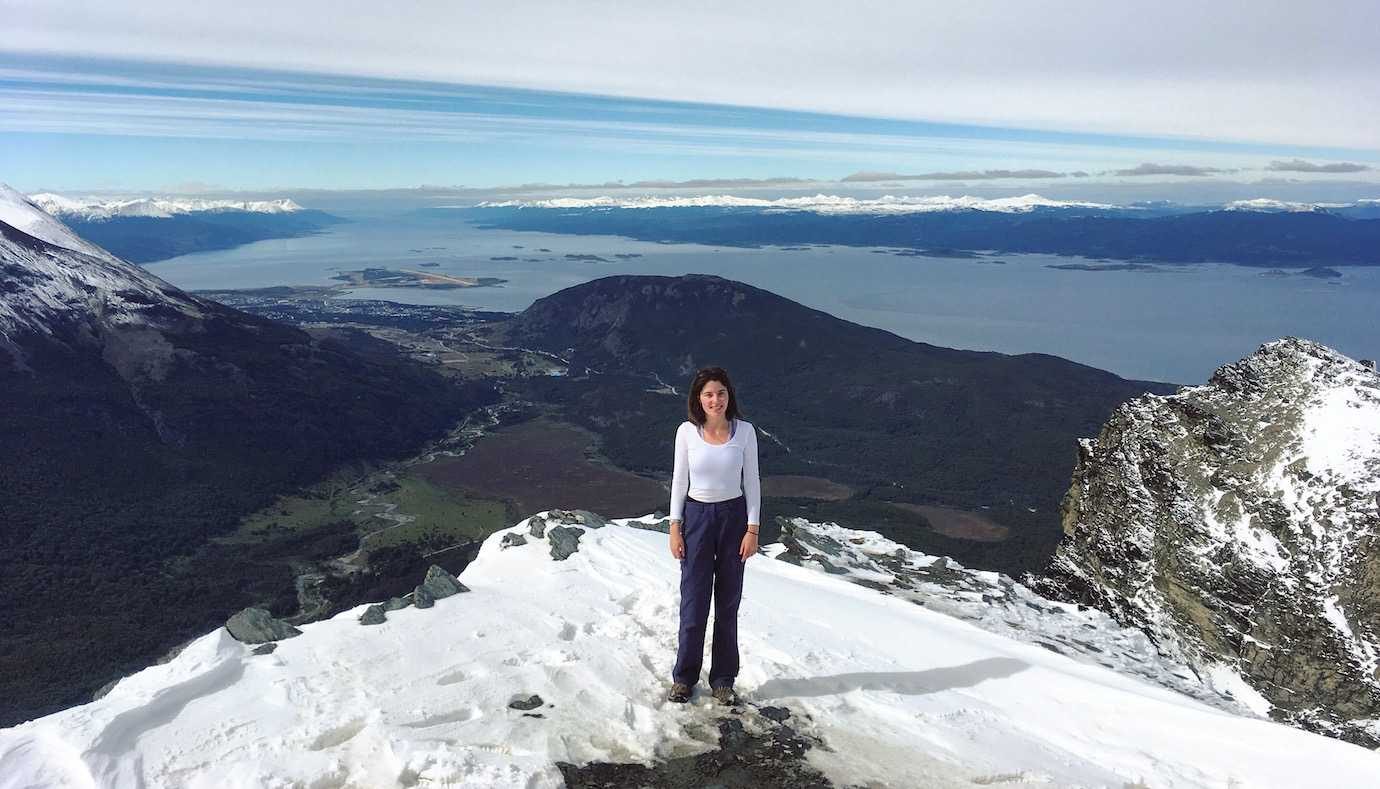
[{"xmin": 673, "ymin": 495, "xmax": 748, "ymax": 689}]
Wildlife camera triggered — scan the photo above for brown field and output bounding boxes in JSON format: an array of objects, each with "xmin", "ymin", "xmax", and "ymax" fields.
[
  {"xmin": 761, "ymin": 475, "xmax": 853, "ymax": 500},
  {"xmin": 888, "ymin": 503, "xmax": 1010, "ymax": 542},
  {"xmin": 418, "ymin": 418, "xmax": 666, "ymax": 520}
]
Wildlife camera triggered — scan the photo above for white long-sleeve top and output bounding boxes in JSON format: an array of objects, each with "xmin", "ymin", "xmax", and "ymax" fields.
[{"xmin": 669, "ymin": 418, "xmax": 761, "ymax": 524}]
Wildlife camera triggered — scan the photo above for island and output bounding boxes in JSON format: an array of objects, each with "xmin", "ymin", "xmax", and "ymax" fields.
[{"xmin": 331, "ymin": 268, "xmax": 506, "ymax": 290}]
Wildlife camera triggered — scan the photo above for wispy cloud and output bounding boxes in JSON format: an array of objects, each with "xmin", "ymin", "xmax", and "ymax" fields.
[
  {"xmin": 1265, "ymin": 158, "xmax": 1371, "ymax": 174},
  {"xmin": 1110, "ymin": 163, "xmax": 1232, "ymax": 177},
  {"xmin": 842, "ymin": 169, "xmax": 1064, "ymax": 182},
  {"xmin": 4, "ymin": 2, "xmax": 1379, "ymax": 149}
]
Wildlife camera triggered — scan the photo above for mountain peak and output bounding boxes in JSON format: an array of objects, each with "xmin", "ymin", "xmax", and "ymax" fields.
[
  {"xmin": 0, "ymin": 184, "xmax": 205, "ymax": 351},
  {"xmin": 1040, "ymin": 338, "xmax": 1380, "ymax": 744},
  {"xmin": 0, "ymin": 183, "xmax": 122, "ymax": 263}
]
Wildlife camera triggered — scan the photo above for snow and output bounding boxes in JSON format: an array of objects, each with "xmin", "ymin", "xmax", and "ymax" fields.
[
  {"xmin": 0, "ymin": 183, "xmax": 122, "ymax": 262},
  {"xmin": 0, "ymin": 183, "xmax": 204, "ymax": 338},
  {"xmin": 1223, "ymin": 198, "xmax": 1350, "ymax": 213},
  {"xmin": 3, "ymin": 513, "xmax": 1377, "ymax": 788},
  {"xmin": 28, "ymin": 193, "xmax": 303, "ymax": 220},
  {"xmin": 480, "ymin": 193, "xmax": 1117, "ymax": 215}
]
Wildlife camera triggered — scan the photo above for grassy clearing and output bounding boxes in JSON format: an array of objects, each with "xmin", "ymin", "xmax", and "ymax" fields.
[
  {"xmin": 362, "ymin": 476, "xmax": 508, "ymax": 552},
  {"xmin": 224, "ymin": 468, "xmax": 373, "ymax": 542}
]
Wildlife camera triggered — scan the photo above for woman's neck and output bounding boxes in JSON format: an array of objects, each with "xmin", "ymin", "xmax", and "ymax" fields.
[{"xmin": 702, "ymin": 415, "xmax": 731, "ymax": 432}]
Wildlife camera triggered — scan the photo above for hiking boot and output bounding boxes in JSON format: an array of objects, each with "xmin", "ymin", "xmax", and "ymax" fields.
[
  {"xmin": 668, "ymin": 683, "xmax": 692, "ymax": 703},
  {"xmin": 711, "ymin": 686, "xmax": 738, "ymax": 706}
]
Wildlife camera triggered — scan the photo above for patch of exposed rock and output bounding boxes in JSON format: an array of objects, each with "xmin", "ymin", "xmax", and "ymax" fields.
[
  {"xmin": 548, "ymin": 525, "xmax": 586, "ymax": 561},
  {"xmin": 557, "ymin": 703, "xmax": 833, "ymax": 789},
  {"xmin": 225, "ymin": 607, "xmax": 301, "ymax": 644}
]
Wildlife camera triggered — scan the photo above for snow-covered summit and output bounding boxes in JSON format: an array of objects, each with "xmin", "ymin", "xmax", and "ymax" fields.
[
  {"xmin": 3, "ymin": 511, "xmax": 1376, "ymax": 788},
  {"xmin": 0, "ymin": 184, "xmax": 122, "ymax": 262},
  {"xmin": 0, "ymin": 183, "xmax": 203, "ymax": 343},
  {"xmin": 481, "ymin": 193, "xmax": 1116, "ymax": 215},
  {"xmin": 29, "ymin": 193, "xmax": 302, "ymax": 221},
  {"xmin": 1222, "ymin": 198, "xmax": 1349, "ymax": 213}
]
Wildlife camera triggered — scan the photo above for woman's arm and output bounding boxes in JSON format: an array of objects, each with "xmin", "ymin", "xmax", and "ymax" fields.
[
  {"xmin": 669, "ymin": 424, "xmax": 689, "ymax": 559},
  {"xmin": 743, "ymin": 424, "xmax": 761, "ymax": 527},
  {"xmin": 669, "ymin": 423, "xmax": 690, "ymax": 522}
]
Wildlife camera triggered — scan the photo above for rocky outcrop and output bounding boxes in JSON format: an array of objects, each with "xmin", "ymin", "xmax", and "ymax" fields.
[
  {"xmin": 1037, "ymin": 338, "xmax": 1380, "ymax": 745},
  {"xmin": 549, "ymin": 526, "xmax": 586, "ymax": 561},
  {"xmin": 225, "ymin": 607, "xmax": 302, "ymax": 644},
  {"xmin": 413, "ymin": 565, "xmax": 469, "ymax": 610}
]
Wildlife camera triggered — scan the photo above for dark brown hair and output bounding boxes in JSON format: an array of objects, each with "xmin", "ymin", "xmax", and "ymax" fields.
[{"xmin": 686, "ymin": 367, "xmax": 742, "ymax": 425}]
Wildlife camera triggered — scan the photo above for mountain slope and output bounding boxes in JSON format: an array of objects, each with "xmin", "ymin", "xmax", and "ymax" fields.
[
  {"xmin": 504, "ymin": 273, "xmax": 1176, "ymax": 575},
  {"xmin": 0, "ymin": 187, "xmax": 492, "ymax": 725},
  {"xmin": 2, "ymin": 513, "xmax": 1375, "ymax": 788},
  {"xmin": 1037, "ymin": 338, "xmax": 1380, "ymax": 745}
]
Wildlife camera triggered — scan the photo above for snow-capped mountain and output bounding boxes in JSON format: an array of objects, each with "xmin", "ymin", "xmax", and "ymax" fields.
[
  {"xmin": 1037, "ymin": 338, "xmax": 1380, "ymax": 746},
  {"xmin": 1222, "ymin": 198, "xmax": 1348, "ymax": 213},
  {"xmin": 2, "ymin": 512, "xmax": 1375, "ymax": 788},
  {"xmin": 0, "ymin": 184, "xmax": 205, "ymax": 348},
  {"xmin": 29, "ymin": 192, "xmax": 302, "ymax": 221},
  {"xmin": 481, "ymin": 193, "xmax": 1118, "ymax": 214},
  {"xmin": 0, "ymin": 186, "xmax": 483, "ymax": 728}
]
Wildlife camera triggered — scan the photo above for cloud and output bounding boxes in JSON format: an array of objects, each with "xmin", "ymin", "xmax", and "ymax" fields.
[
  {"xmin": 1265, "ymin": 158, "xmax": 1371, "ymax": 173},
  {"xmin": 1111, "ymin": 163, "xmax": 1230, "ymax": 177},
  {"xmin": 625, "ymin": 177, "xmax": 817, "ymax": 188},
  {"xmin": 842, "ymin": 169, "xmax": 1064, "ymax": 182},
  {"xmin": 3, "ymin": 2, "xmax": 1378, "ymax": 149}
]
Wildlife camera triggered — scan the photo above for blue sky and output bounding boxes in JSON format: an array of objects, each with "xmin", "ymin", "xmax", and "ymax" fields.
[{"xmin": 3, "ymin": 2, "xmax": 1378, "ymax": 195}]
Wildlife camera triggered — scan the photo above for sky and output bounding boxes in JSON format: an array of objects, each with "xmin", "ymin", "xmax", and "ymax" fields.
[{"xmin": 2, "ymin": 1, "xmax": 1378, "ymax": 195}]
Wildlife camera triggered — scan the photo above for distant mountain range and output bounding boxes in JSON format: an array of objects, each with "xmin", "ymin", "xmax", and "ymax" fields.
[
  {"xmin": 0, "ymin": 186, "xmax": 490, "ymax": 725},
  {"xmin": 467, "ymin": 196, "xmax": 1380, "ymax": 266},
  {"xmin": 27, "ymin": 191, "xmax": 344, "ymax": 263}
]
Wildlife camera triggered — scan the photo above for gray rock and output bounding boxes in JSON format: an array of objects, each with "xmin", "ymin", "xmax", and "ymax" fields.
[
  {"xmin": 413, "ymin": 586, "xmax": 436, "ymax": 609},
  {"xmin": 573, "ymin": 509, "xmax": 610, "ymax": 529},
  {"xmin": 225, "ymin": 606, "xmax": 302, "ymax": 644},
  {"xmin": 501, "ymin": 532, "xmax": 528, "ymax": 549},
  {"xmin": 548, "ymin": 525, "xmax": 585, "ymax": 561},
  {"xmin": 628, "ymin": 518, "xmax": 672, "ymax": 534},
  {"xmin": 527, "ymin": 515, "xmax": 548, "ymax": 539},
  {"xmin": 758, "ymin": 706, "xmax": 791, "ymax": 723},
  {"xmin": 509, "ymin": 694, "xmax": 544, "ymax": 710},
  {"xmin": 417, "ymin": 564, "xmax": 469, "ymax": 603},
  {"xmin": 252, "ymin": 643, "xmax": 278, "ymax": 655},
  {"xmin": 548, "ymin": 509, "xmax": 609, "ymax": 529},
  {"xmin": 359, "ymin": 604, "xmax": 388, "ymax": 626},
  {"xmin": 384, "ymin": 596, "xmax": 411, "ymax": 612},
  {"xmin": 796, "ymin": 530, "xmax": 845, "ymax": 557},
  {"xmin": 814, "ymin": 557, "xmax": 849, "ymax": 575}
]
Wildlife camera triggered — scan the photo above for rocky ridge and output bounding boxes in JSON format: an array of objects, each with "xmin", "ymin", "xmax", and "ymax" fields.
[{"xmin": 1037, "ymin": 338, "xmax": 1380, "ymax": 745}]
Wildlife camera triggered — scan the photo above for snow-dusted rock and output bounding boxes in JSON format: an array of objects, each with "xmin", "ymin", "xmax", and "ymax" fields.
[{"xmin": 1038, "ymin": 338, "xmax": 1380, "ymax": 745}]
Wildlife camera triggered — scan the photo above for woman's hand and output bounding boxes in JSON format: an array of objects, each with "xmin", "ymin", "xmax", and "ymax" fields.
[
  {"xmin": 739, "ymin": 527, "xmax": 759, "ymax": 561},
  {"xmin": 670, "ymin": 520, "xmax": 686, "ymax": 559}
]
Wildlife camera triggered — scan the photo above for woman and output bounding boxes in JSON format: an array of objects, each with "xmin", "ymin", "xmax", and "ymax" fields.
[{"xmin": 667, "ymin": 366, "xmax": 761, "ymax": 705}]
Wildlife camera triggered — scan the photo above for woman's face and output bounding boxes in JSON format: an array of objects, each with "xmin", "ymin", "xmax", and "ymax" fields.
[{"xmin": 699, "ymin": 380, "xmax": 730, "ymax": 421}]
